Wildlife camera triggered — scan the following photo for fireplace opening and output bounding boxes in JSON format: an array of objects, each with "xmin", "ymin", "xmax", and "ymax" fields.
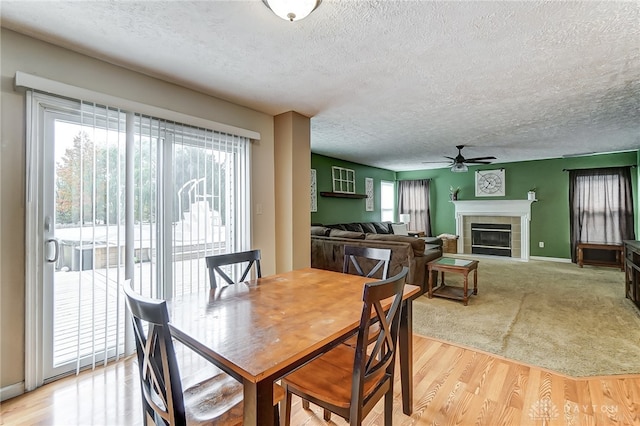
[{"xmin": 471, "ymin": 223, "xmax": 511, "ymax": 257}]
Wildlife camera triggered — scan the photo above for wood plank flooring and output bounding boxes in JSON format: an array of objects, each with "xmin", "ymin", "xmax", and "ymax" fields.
[{"xmin": 1, "ymin": 334, "xmax": 639, "ymax": 425}]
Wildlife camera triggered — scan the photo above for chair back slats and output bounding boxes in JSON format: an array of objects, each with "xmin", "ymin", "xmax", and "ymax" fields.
[
  {"xmin": 205, "ymin": 249, "xmax": 262, "ymax": 288},
  {"xmin": 123, "ymin": 280, "xmax": 187, "ymax": 426},
  {"xmin": 280, "ymin": 266, "xmax": 409, "ymax": 425},
  {"xmin": 343, "ymin": 246, "xmax": 392, "ymax": 280},
  {"xmin": 350, "ymin": 266, "xmax": 408, "ymax": 421}
]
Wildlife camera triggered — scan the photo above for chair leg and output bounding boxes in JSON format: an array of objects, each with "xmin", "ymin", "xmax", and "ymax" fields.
[
  {"xmin": 282, "ymin": 388, "xmax": 293, "ymax": 426},
  {"xmin": 384, "ymin": 389, "xmax": 393, "ymax": 426}
]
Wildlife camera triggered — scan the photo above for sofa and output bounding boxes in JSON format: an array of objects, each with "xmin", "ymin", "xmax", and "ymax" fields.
[{"xmin": 311, "ymin": 221, "xmax": 442, "ymax": 294}]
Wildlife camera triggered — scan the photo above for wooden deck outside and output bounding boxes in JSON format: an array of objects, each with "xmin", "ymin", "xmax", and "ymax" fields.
[{"xmin": 52, "ymin": 253, "xmax": 218, "ymax": 369}]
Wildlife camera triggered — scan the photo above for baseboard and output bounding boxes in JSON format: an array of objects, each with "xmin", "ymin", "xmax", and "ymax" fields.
[
  {"xmin": 1, "ymin": 381, "xmax": 25, "ymax": 402},
  {"xmin": 453, "ymin": 253, "xmax": 573, "ymax": 264},
  {"xmin": 529, "ymin": 256, "xmax": 572, "ymax": 263}
]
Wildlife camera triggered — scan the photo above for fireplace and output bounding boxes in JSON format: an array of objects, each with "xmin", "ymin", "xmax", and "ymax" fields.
[
  {"xmin": 452, "ymin": 200, "xmax": 534, "ymax": 260},
  {"xmin": 471, "ymin": 223, "xmax": 512, "ymax": 256}
]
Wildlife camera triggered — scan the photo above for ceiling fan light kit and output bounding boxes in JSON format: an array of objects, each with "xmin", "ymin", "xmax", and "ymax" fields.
[
  {"xmin": 451, "ymin": 163, "xmax": 469, "ymax": 173},
  {"xmin": 263, "ymin": 0, "xmax": 321, "ymax": 21}
]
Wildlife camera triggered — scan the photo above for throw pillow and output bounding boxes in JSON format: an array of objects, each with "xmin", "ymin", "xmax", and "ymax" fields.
[{"xmin": 391, "ymin": 223, "xmax": 409, "ymax": 236}]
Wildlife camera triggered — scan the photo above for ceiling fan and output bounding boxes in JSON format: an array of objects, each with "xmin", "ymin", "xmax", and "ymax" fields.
[{"xmin": 426, "ymin": 145, "xmax": 496, "ymax": 172}]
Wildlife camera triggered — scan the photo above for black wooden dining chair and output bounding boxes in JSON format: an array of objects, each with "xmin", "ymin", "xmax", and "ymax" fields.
[
  {"xmin": 343, "ymin": 245, "xmax": 391, "ymax": 280},
  {"xmin": 281, "ymin": 267, "xmax": 409, "ymax": 426},
  {"xmin": 123, "ymin": 279, "xmax": 283, "ymax": 425},
  {"xmin": 341, "ymin": 245, "xmax": 392, "ymax": 347},
  {"xmin": 302, "ymin": 245, "xmax": 394, "ymax": 419},
  {"xmin": 205, "ymin": 249, "xmax": 262, "ymax": 288}
]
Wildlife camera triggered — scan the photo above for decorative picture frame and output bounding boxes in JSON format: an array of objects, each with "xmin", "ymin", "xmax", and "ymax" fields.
[
  {"xmin": 475, "ymin": 169, "xmax": 506, "ymax": 197},
  {"xmin": 331, "ymin": 166, "xmax": 356, "ymax": 193},
  {"xmin": 310, "ymin": 169, "xmax": 317, "ymax": 212},
  {"xmin": 365, "ymin": 177, "xmax": 374, "ymax": 211}
]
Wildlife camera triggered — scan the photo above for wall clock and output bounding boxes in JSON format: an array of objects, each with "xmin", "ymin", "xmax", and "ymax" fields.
[{"xmin": 475, "ymin": 169, "xmax": 505, "ymax": 197}]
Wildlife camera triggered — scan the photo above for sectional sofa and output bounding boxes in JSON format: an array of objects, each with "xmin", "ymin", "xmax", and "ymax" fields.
[{"xmin": 310, "ymin": 221, "xmax": 442, "ymax": 294}]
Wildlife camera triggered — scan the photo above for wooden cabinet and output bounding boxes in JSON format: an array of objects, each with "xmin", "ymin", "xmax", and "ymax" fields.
[{"xmin": 624, "ymin": 240, "xmax": 640, "ymax": 309}]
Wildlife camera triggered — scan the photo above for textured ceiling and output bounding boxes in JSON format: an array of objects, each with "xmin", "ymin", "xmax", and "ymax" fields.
[{"xmin": 2, "ymin": 1, "xmax": 639, "ymax": 171}]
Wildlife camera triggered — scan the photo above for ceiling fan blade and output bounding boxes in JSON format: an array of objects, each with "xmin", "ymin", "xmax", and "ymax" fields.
[
  {"xmin": 464, "ymin": 156, "xmax": 496, "ymax": 162},
  {"xmin": 465, "ymin": 160, "xmax": 494, "ymax": 164},
  {"xmin": 444, "ymin": 156, "xmax": 456, "ymax": 161}
]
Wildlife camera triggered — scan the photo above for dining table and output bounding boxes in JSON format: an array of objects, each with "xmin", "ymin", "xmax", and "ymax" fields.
[{"xmin": 168, "ymin": 267, "xmax": 420, "ymax": 426}]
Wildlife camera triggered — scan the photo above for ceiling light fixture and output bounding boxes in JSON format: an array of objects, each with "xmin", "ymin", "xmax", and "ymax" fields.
[
  {"xmin": 450, "ymin": 163, "xmax": 469, "ymax": 173},
  {"xmin": 263, "ymin": 0, "xmax": 321, "ymax": 22}
]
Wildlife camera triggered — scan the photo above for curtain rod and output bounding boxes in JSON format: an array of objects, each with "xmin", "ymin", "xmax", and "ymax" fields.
[{"xmin": 562, "ymin": 165, "xmax": 636, "ymax": 171}]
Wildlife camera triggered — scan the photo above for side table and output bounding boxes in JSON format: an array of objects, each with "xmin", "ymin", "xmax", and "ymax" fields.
[
  {"xmin": 576, "ymin": 242, "xmax": 624, "ymax": 271},
  {"xmin": 427, "ymin": 257, "xmax": 478, "ymax": 306}
]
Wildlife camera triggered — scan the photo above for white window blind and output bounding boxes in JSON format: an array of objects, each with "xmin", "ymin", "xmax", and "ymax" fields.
[{"xmin": 25, "ymin": 88, "xmax": 251, "ymax": 387}]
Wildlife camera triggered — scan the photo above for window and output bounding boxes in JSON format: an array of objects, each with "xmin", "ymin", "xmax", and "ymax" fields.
[
  {"xmin": 380, "ymin": 181, "xmax": 395, "ymax": 222},
  {"xmin": 569, "ymin": 167, "xmax": 635, "ymax": 262}
]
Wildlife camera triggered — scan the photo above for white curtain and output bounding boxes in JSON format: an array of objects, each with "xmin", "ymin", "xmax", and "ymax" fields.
[{"xmin": 397, "ymin": 179, "xmax": 432, "ymax": 236}]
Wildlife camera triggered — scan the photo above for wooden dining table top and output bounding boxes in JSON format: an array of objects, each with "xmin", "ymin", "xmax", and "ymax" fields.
[{"xmin": 168, "ymin": 267, "xmax": 420, "ymax": 384}]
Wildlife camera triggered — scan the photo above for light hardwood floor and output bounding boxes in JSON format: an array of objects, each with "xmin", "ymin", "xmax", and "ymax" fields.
[{"xmin": 1, "ymin": 334, "xmax": 639, "ymax": 425}]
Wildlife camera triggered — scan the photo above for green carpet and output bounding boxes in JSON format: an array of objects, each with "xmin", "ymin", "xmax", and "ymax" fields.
[{"xmin": 412, "ymin": 256, "xmax": 640, "ymax": 377}]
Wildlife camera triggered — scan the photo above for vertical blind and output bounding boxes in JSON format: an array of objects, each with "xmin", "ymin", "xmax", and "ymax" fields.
[{"xmin": 33, "ymin": 92, "xmax": 251, "ymax": 379}]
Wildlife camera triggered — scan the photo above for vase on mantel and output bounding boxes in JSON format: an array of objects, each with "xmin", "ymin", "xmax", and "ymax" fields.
[{"xmin": 528, "ymin": 191, "xmax": 536, "ymax": 201}]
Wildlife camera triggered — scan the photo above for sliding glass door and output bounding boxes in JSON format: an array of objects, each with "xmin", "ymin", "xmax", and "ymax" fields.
[{"xmin": 28, "ymin": 92, "xmax": 250, "ymax": 385}]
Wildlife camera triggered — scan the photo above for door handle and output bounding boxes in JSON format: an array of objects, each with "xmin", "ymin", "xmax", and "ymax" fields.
[{"xmin": 46, "ymin": 238, "xmax": 60, "ymax": 263}]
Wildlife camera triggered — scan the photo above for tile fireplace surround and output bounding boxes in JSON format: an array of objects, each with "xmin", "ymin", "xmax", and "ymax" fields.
[{"xmin": 452, "ymin": 200, "xmax": 535, "ymax": 260}]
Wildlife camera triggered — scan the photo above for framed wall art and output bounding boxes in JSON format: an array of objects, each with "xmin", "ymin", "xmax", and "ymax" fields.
[
  {"xmin": 365, "ymin": 177, "xmax": 374, "ymax": 211},
  {"xmin": 310, "ymin": 168, "xmax": 317, "ymax": 212}
]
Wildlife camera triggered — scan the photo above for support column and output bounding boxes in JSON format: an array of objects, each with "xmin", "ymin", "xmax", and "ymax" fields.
[{"xmin": 274, "ymin": 111, "xmax": 311, "ymax": 272}]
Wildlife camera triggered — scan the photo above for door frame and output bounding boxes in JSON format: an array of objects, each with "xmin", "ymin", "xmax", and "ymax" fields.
[
  {"xmin": 24, "ymin": 92, "xmax": 134, "ymax": 388},
  {"xmin": 25, "ymin": 90, "xmax": 50, "ymax": 390}
]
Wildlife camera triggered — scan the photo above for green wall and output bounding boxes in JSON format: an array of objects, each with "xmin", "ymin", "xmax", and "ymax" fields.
[
  {"xmin": 397, "ymin": 151, "xmax": 638, "ymax": 259},
  {"xmin": 311, "ymin": 154, "xmax": 396, "ymax": 224},
  {"xmin": 312, "ymin": 151, "xmax": 638, "ymax": 260}
]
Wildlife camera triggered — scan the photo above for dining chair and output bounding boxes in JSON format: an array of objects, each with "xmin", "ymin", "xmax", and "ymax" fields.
[
  {"xmin": 205, "ymin": 249, "xmax": 262, "ymax": 288},
  {"xmin": 281, "ymin": 267, "xmax": 409, "ymax": 426},
  {"xmin": 302, "ymin": 245, "xmax": 393, "ymax": 419},
  {"xmin": 341, "ymin": 245, "xmax": 392, "ymax": 346},
  {"xmin": 343, "ymin": 245, "xmax": 392, "ymax": 280},
  {"xmin": 122, "ymin": 279, "xmax": 283, "ymax": 425}
]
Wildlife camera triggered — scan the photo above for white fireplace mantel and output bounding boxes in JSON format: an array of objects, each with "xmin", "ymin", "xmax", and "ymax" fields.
[{"xmin": 452, "ymin": 200, "xmax": 534, "ymax": 260}]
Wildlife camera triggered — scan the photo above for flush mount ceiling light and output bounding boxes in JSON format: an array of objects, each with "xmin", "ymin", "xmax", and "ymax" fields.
[{"xmin": 263, "ymin": 0, "xmax": 321, "ymax": 22}]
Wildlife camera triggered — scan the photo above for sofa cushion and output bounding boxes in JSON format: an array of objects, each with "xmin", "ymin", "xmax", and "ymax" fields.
[
  {"xmin": 359, "ymin": 222, "xmax": 378, "ymax": 234},
  {"xmin": 372, "ymin": 221, "xmax": 392, "ymax": 234},
  {"xmin": 365, "ymin": 233, "xmax": 425, "ymax": 256},
  {"xmin": 329, "ymin": 229, "xmax": 366, "ymax": 239},
  {"xmin": 343, "ymin": 223, "xmax": 365, "ymax": 233},
  {"xmin": 326, "ymin": 223, "xmax": 347, "ymax": 231},
  {"xmin": 311, "ymin": 226, "xmax": 331, "ymax": 236}
]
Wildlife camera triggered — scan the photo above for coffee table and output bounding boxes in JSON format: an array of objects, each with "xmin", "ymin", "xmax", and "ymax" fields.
[{"xmin": 427, "ymin": 257, "xmax": 479, "ymax": 306}]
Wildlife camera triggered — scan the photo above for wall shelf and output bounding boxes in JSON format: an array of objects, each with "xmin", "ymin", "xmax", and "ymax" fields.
[{"xmin": 320, "ymin": 192, "xmax": 367, "ymax": 199}]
